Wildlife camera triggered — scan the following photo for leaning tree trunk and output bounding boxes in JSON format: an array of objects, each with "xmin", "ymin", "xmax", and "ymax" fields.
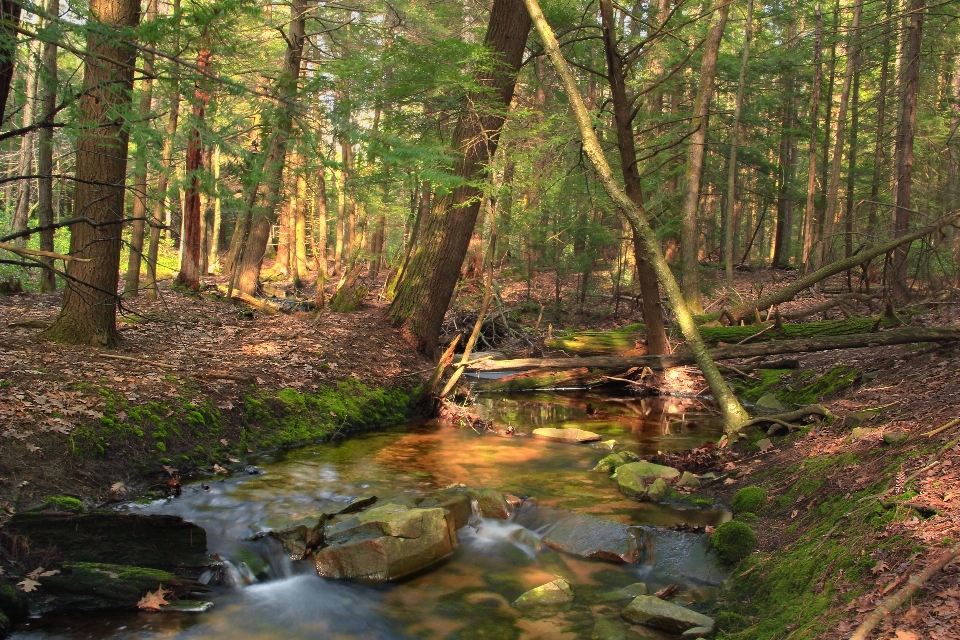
[
  {"xmin": 388, "ymin": 0, "xmax": 532, "ymax": 356},
  {"xmin": 892, "ymin": 0, "xmax": 923, "ymax": 299},
  {"xmin": 233, "ymin": 0, "xmax": 306, "ymax": 296},
  {"xmin": 679, "ymin": 0, "xmax": 729, "ymax": 313},
  {"xmin": 599, "ymin": 0, "xmax": 670, "ymax": 355},
  {"xmin": 524, "ymin": 0, "xmax": 749, "ymax": 433},
  {"xmin": 0, "ymin": 0, "xmax": 21, "ymax": 125},
  {"xmin": 37, "ymin": 0, "xmax": 59, "ymax": 292},
  {"xmin": 42, "ymin": 0, "xmax": 140, "ymax": 347}
]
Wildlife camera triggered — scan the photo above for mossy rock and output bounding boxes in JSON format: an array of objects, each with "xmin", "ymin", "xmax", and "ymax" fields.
[
  {"xmin": 734, "ymin": 512, "xmax": 759, "ymax": 524},
  {"xmin": 27, "ymin": 495, "xmax": 85, "ymax": 514},
  {"xmin": 715, "ymin": 611, "xmax": 749, "ymax": 633},
  {"xmin": 731, "ymin": 486, "xmax": 767, "ymax": 516},
  {"xmin": 0, "ymin": 609, "xmax": 10, "ymax": 637},
  {"xmin": 0, "ymin": 582, "xmax": 28, "ymax": 623},
  {"xmin": 38, "ymin": 562, "xmax": 206, "ymax": 612},
  {"xmin": 710, "ymin": 520, "xmax": 757, "ymax": 565}
]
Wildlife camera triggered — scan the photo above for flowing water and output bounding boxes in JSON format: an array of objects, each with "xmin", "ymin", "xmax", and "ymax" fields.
[{"xmin": 13, "ymin": 390, "xmax": 731, "ymax": 639}]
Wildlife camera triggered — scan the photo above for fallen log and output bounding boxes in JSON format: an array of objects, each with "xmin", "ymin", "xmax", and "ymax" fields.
[
  {"xmin": 469, "ymin": 327, "xmax": 960, "ymax": 371},
  {"xmin": 215, "ymin": 285, "xmax": 281, "ymax": 315},
  {"xmin": 478, "ymin": 367, "xmax": 621, "ymax": 392}
]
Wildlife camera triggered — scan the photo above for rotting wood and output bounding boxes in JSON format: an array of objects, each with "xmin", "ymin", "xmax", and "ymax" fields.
[{"xmin": 470, "ymin": 327, "xmax": 960, "ymax": 371}]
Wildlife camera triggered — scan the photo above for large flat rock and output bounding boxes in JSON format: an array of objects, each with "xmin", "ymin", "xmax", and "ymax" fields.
[
  {"xmin": 542, "ymin": 513, "xmax": 641, "ymax": 563},
  {"xmin": 513, "ymin": 578, "xmax": 574, "ymax": 607},
  {"xmin": 532, "ymin": 428, "xmax": 602, "ymax": 443},
  {"xmin": 622, "ymin": 595, "xmax": 714, "ymax": 634}
]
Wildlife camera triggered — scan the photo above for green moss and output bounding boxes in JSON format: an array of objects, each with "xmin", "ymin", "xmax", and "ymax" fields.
[
  {"xmin": 731, "ymin": 487, "xmax": 767, "ymax": 515},
  {"xmin": 0, "ymin": 610, "xmax": 9, "ymax": 634},
  {"xmin": 25, "ymin": 495, "xmax": 85, "ymax": 514},
  {"xmin": 711, "ymin": 520, "xmax": 757, "ymax": 565},
  {"xmin": 0, "ymin": 582, "xmax": 27, "ymax": 622},
  {"xmin": 734, "ymin": 365, "xmax": 860, "ymax": 408},
  {"xmin": 735, "ymin": 512, "xmax": 759, "ymax": 524},
  {"xmin": 715, "ymin": 611, "xmax": 749, "ymax": 633}
]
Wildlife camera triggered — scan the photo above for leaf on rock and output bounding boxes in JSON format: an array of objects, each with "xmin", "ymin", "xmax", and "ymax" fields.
[
  {"xmin": 17, "ymin": 578, "xmax": 40, "ymax": 592},
  {"xmin": 137, "ymin": 586, "xmax": 171, "ymax": 611}
]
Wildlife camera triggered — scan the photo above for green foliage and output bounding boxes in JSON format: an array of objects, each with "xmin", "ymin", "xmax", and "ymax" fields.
[
  {"xmin": 731, "ymin": 486, "xmax": 767, "ymax": 515},
  {"xmin": 711, "ymin": 520, "xmax": 758, "ymax": 565}
]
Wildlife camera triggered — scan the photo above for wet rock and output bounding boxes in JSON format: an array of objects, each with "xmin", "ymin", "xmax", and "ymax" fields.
[
  {"xmin": 513, "ymin": 578, "xmax": 574, "ymax": 608},
  {"xmin": 699, "ymin": 472, "xmax": 718, "ymax": 483},
  {"xmin": 9, "ymin": 511, "xmax": 212, "ymax": 575},
  {"xmin": 676, "ymin": 472, "xmax": 701, "ymax": 489},
  {"xmin": 416, "ymin": 490, "xmax": 472, "ymax": 529},
  {"xmin": 592, "ymin": 618, "xmax": 629, "ymax": 639},
  {"xmin": 621, "ymin": 596, "xmax": 714, "ymax": 634},
  {"xmin": 160, "ymin": 600, "xmax": 215, "ymax": 612},
  {"xmin": 616, "ymin": 583, "xmax": 649, "ymax": 599},
  {"xmin": 0, "ymin": 583, "xmax": 28, "ymax": 625},
  {"xmin": 595, "ymin": 440, "xmax": 618, "ymax": 451},
  {"xmin": 754, "ymin": 438, "xmax": 772, "ymax": 451},
  {"xmin": 543, "ymin": 513, "xmax": 641, "ymax": 563},
  {"xmin": 532, "ymin": 428, "xmax": 602, "ymax": 443},
  {"xmin": 594, "ymin": 453, "xmax": 627, "ymax": 473},
  {"xmin": 266, "ymin": 496, "xmax": 380, "ymax": 560},
  {"xmin": 645, "ymin": 478, "xmax": 668, "ymax": 501},
  {"xmin": 755, "ymin": 393, "xmax": 786, "ymax": 412},
  {"xmin": 314, "ymin": 504, "xmax": 457, "ymax": 581},
  {"xmin": 682, "ymin": 626, "xmax": 713, "ymax": 637},
  {"xmin": 465, "ymin": 489, "xmax": 513, "ymax": 520},
  {"xmin": 37, "ymin": 562, "xmax": 207, "ymax": 613},
  {"xmin": 615, "ymin": 461, "xmax": 681, "ymax": 482},
  {"xmin": 615, "ymin": 465, "xmax": 647, "ymax": 498}
]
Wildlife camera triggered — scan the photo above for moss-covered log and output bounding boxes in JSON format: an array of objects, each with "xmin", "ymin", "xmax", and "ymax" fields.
[
  {"xmin": 478, "ymin": 367, "xmax": 627, "ymax": 392},
  {"xmin": 546, "ymin": 317, "xmax": 898, "ymax": 355}
]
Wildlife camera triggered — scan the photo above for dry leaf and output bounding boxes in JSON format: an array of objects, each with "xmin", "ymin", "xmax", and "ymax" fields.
[
  {"xmin": 871, "ymin": 560, "xmax": 888, "ymax": 575},
  {"xmin": 894, "ymin": 631, "xmax": 919, "ymax": 640},
  {"xmin": 791, "ymin": 510, "xmax": 799, "ymax": 519},
  {"xmin": 26, "ymin": 444, "xmax": 40, "ymax": 453},
  {"xmin": 219, "ymin": 438, "xmax": 228, "ymax": 446},
  {"xmin": 17, "ymin": 578, "xmax": 40, "ymax": 592},
  {"xmin": 137, "ymin": 586, "xmax": 171, "ymax": 611},
  {"xmin": 228, "ymin": 457, "xmax": 240, "ymax": 463},
  {"xmin": 213, "ymin": 464, "xmax": 227, "ymax": 474},
  {"xmin": 723, "ymin": 478, "xmax": 737, "ymax": 485}
]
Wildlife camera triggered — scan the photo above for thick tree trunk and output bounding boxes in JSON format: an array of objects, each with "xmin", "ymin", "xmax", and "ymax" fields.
[
  {"xmin": 524, "ymin": 0, "xmax": 749, "ymax": 433},
  {"xmin": 42, "ymin": 0, "xmax": 140, "ymax": 347},
  {"xmin": 37, "ymin": 0, "xmax": 59, "ymax": 292},
  {"xmin": 0, "ymin": 0, "xmax": 21, "ymax": 125},
  {"xmin": 176, "ymin": 42, "xmax": 211, "ymax": 291},
  {"xmin": 892, "ymin": 0, "xmax": 923, "ymax": 299},
  {"xmin": 234, "ymin": 0, "xmax": 307, "ymax": 296},
  {"xmin": 725, "ymin": 0, "xmax": 754, "ymax": 286},
  {"xmin": 122, "ymin": 0, "xmax": 155, "ymax": 297},
  {"xmin": 599, "ymin": 0, "xmax": 669, "ymax": 355},
  {"xmin": 388, "ymin": 0, "xmax": 531, "ymax": 356},
  {"xmin": 679, "ymin": 0, "xmax": 729, "ymax": 312},
  {"xmin": 801, "ymin": 5, "xmax": 824, "ymax": 268}
]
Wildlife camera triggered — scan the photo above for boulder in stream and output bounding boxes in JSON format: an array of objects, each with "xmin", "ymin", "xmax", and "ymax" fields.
[
  {"xmin": 542, "ymin": 513, "xmax": 641, "ymax": 563},
  {"xmin": 465, "ymin": 488, "xmax": 513, "ymax": 520},
  {"xmin": 513, "ymin": 578, "xmax": 574, "ymax": 608},
  {"xmin": 616, "ymin": 461, "xmax": 681, "ymax": 481},
  {"xmin": 676, "ymin": 471, "xmax": 701, "ymax": 489},
  {"xmin": 621, "ymin": 595, "xmax": 714, "ymax": 634},
  {"xmin": 313, "ymin": 504, "xmax": 457, "ymax": 581},
  {"xmin": 532, "ymin": 428, "xmax": 602, "ymax": 443}
]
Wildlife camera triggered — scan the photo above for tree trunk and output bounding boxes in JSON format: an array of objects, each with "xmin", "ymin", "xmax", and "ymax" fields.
[
  {"xmin": 801, "ymin": 5, "xmax": 824, "ymax": 268},
  {"xmin": 867, "ymin": 0, "xmax": 893, "ymax": 237},
  {"xmin": 122, "ymin": 0, "xmax": 155, "ymax": 297},
  {"xmin": 42, "ymin": 0, "xmax": 140, "ymax": 347},
  {"xmin": 725, "ymin": 0, "xmax": 754, "ymax": 286},
  {"xmin": 176, "ymin": 41, "xmax": 211, "ymax": 291},
  {"xmin": 208, "ymin": 144, "xmax": 221, "ymax": 272},
  {"xmin": 772, "ymin": 19, "xmax": 797, "ymax": 269},
  {"xmin": 524, "ymin": 0, "xmax": 750, "ymax": 433},
  {"xmin": 388, "ymin": 0, "xmax": 532, "ymax": 356},
  {"xmin": 0, "ymin": 0, "xmax": 21, "ymax": 125},
  {"xmin": 817, "ymin": 0, "xmax": 840, "ymax": 246},
  {"xmin": 892, "ymin": 0, "xmax": 923, "ymax": 299},
  {"xmin": 315, "ymin": 166, "xmax": 328, "ymax": 279},
  {"xmin": 234, "ymin": 0, "xmax": 307, "ymax": 296},
  {"xmin": 820, "ymin": 0, "xmax": 862, "ymax": 266},
  {"xmin": 294, "ymin": 170, "xmax": 309, "ymax": 286},
  {"xmin": 11, "ymin": 41, "xmax": 39, "ymax": 246},
  {"xmin": 843, "ymin": 57, "xmax": 861, "ymax": 265},
  {"xmin": 599, "ymin": 0, "xmax": 669, "ymax": 355},
  {"xmin": 37, "ymin": 0, "xmax": 59, "ymax": 292},
  {"xmin": 679, "ymin": 0, "xmax": 729, "ymax": 313}
]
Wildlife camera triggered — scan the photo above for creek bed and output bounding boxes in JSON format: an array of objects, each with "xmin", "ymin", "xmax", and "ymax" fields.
[{"xmin": 12, "ymin": 390, "xmax": 730, "ymax": 639}]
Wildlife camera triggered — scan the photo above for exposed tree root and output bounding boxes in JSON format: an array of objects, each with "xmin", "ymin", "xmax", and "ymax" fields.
[{"xmin": 740, "ymin": 404, "xmax": 834, "ymax": 434}]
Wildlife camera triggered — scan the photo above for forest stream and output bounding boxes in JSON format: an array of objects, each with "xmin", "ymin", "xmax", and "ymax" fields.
[{"xmin": 10, "ymin": 389, "xmax": 731, "ymax": 639}]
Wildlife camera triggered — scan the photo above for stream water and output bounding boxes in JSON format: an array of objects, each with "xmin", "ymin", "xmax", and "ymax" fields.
[{"xmin": 13, "ymin": 390, "xmax": 730, "ymax": 639}]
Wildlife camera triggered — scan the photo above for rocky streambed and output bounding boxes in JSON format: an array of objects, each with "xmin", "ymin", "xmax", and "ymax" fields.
[{"xmin": 4, "ymin": 390, "xmax": 737, "ymax": 639}]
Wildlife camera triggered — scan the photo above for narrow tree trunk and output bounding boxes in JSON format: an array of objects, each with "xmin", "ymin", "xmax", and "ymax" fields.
[
  {"xmin": 37, "ymin": 0, "xmax": 59, "ymax": 292},
  {"xmin": 892, "ymin": 0, "xmax": 923, "ymax": 299},
  {"xmin": 817, "ymin": 0, "xmax": 840, "ymax": 245},
  {"xmin": 42, "ymin": 0, "xmax": 140, "ymax": 347},
  {"xmin": 388, "ymin": 0, "xmax": 532, "ymax": 356},
  {"xmin": 208, "ymin": 144, "xmax": 221, "ymax": 272},
  {"xmin": 122, "ymin": 0, "xmax": 155, "ymax": 297},
  {"xmin": 679, "ymin": 0, "xmax": 729, "ymax": 313},
  {"xmin": 0, "ymin": 0, "xmax": 21, "ymax": 125},
  {"xmin": 294, "ymin": 170, "xmax": 309, "ymax": 284},
  {"xmin": 867, "ymin": 0, "xmax": 892, "ymax": 237},
  {"xmin": 801, "ymin": 5, "xmax": 824, "ymax": 268},
  {"xmin": 820, "ymin": 0, "xmax": 862, "ymax": 266},
  {"xmin": 725, "ymin": 0, "xmax": 754, "ymax": 287},
  {"xmin": 315, "ymin": 165, "xmax": 328, "ymax": 279},
  {"xmin": 11, "ymin": 41, "xmax": 40, "ymax": 245},
  {"xmin": 843, "ymin": 58, "xmax": 861, "ymax": 265},
  {"xmin": 524, "ymin": 0, "xmax": 749, "ymax": 433},
  {"xmin": 772, "ymin": 19, "xmax": 797, "ymax": 269},
  {"xmin": 599, "ymin": 0, "xmax": 669, "ymax": 355}
]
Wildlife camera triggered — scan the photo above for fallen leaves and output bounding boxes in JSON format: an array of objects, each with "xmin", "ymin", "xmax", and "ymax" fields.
[
  {"xmin": 27, "ymin": 567, "xmax": 59, "ymax": 579},
  {"xmin": 137, "ymin": 586, "xmax": 171, "ymax": 611},
  {"xmin": 871, "ymin": 560, "xmax": 888, "ymax": 575},
  {"xmin": 17, "ymin": 578, "xmax": 40, "ymax": 592}
]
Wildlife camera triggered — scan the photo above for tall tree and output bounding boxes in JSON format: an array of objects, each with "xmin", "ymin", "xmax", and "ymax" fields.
[
  {"xmin": 0, "ymin": 0, "xmax": 21, "ymax": 124},
  {"xmin": 891, "ymin": 0, "xmax": 923, "ymax": 298},
  {"xmin": 42, "ymin": 0, "xmax": 141, "ymax": 347},
  {"xmin": 37, "ymin": 0, "xmax": 59, "ymax": 292},
  {"xmin": 11, "ymin": 41, "xmax": 40, "ymax": 245},
  {"xmin": 800, "ymin": 4, "xmax": 824, "ymax": 268},
  {"xmin": 679, "ymin": 0, "xmax": 729, "ymax": 313},
  {"xmin": 388, "ymin": 0, "xmax": 532, "ymax": 356}
]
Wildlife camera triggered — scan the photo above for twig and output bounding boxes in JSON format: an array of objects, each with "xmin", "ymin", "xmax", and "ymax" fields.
[
  {"xmin": 849, "ymin": 541, "xmax": 960, "ymax": 640},
  {"xmin": 0, "ymin": 242, "xmax": 89, "ymax": 262},
  {"xmin": 737, "ymin": 323, "xmax": 777, "ymax": 345},
  {"xmin": 923, "ymin": 417, "xmax": 960, "ymax": 438}
]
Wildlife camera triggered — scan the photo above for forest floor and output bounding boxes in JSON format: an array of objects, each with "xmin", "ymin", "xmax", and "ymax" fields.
[{"xmin": 1, "ymin": 261, "xmax": 959, "ymax": 639}]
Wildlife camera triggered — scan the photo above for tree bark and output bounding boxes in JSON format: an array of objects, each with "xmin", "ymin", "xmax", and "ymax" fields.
[
  {"xmin": 42, "ymin": 0, "xmax": 140, "ymax": 347},
  {"xmin": 523, "ymin": 0, "xmax": 749, "ymax": 433},
  {"xmin": 122, "ymin": 0, "xmax": 155, "ymax": 297},
  {"xmin": 599, "ymin": 0, "xmax": 669, "ymax": 355},
  {"xmin": 388, "ymin": 0, "xmax": 532, "ymax": 356},
  {"xmin": 11, "ymin": 41, "xmax": 40, "ymax": 246},
  {"xmin": 725, "ymin": 0, "xmax": 754, "ymax": 286},
  {"xmin": 867, "ymin": 0, "xmax": 893, "ymax": 237},
  {"xmin": 679, "ymin": 0, "xmax": 729, "ymax": 312},
  {"xmin": 772, "ymin": 19, "xmax": 797, "ymax": 269},
  {"xmin": 892, "ymin": 0, "xmax": 923, "ymax": 299},
  {"xmin": 801, "ymin": 6, "xmax": 824, "ymax": 269},
  {"xmin": 208, "ymin": 144, "xmax": 221, "ymax": 272},
  {"xmin": 0, "ymin": 0, "xmax": 21, "ymax": 125},
  {"xmin": 37, "ymin": 0, "xmax": 59, "ymax": 292}
]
